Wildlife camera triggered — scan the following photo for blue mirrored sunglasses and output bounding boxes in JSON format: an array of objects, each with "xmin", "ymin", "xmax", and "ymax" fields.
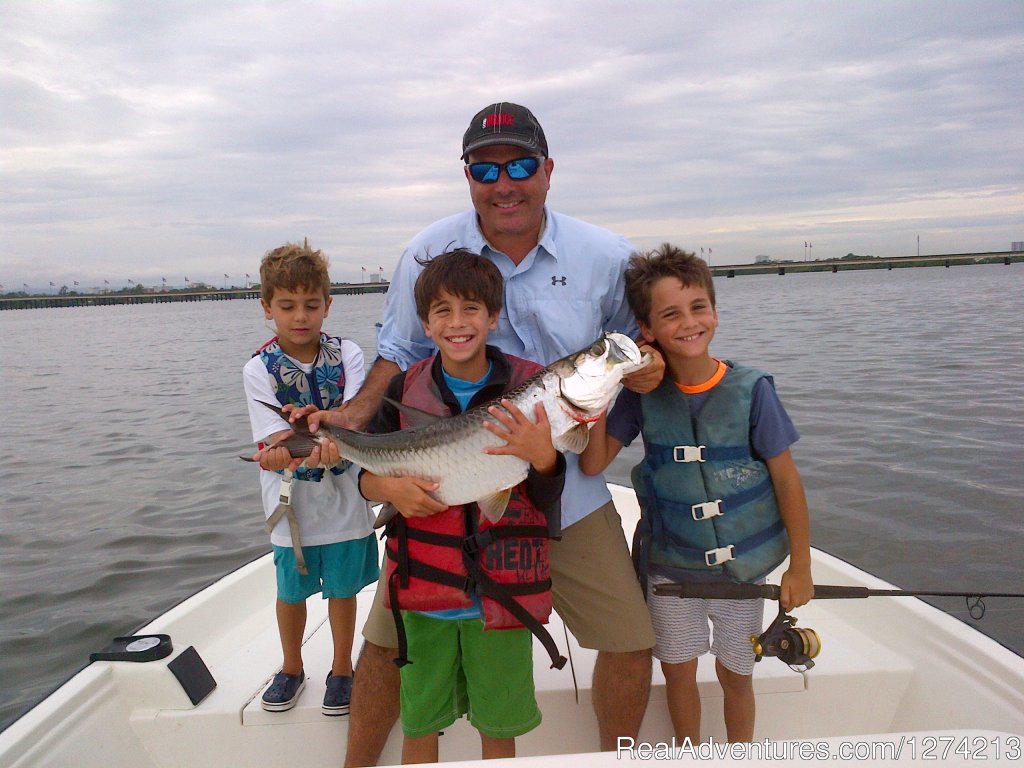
[{"xmin": 466, "ymin": 156, "xmax": 543, "ymax": 184}]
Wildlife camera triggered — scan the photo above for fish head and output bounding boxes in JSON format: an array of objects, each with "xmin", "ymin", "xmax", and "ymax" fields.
[{"xmin": 554, "ymin": 332, "xmax": 650, "ymax": 417}]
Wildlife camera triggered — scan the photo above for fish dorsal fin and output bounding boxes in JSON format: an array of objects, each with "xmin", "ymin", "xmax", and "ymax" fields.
[
  {"xmin": 255, "ymin": 400, "xmax": 312, "ymax": 435},
  {"xmin": 477, "ymin": 489, "xmax": 512, "ymax": 524},
  {"xmin": 384, "ymin": 397, "xmax": 443, "ymax": 428},
  {"xmin": 553, "ymin": 423, "xmax": 591, "ymax": 454}
]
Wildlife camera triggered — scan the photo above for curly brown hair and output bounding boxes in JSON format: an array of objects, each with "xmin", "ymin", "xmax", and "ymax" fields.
[
  {"xmin": 625, "ymin": 243, "xmax": 715, "ymax": 326},
  {"xmin": 259, "ymin": 241, "xmax": 331, "ymax": 303}
]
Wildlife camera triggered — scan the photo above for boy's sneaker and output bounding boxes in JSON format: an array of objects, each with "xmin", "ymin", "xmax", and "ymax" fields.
[
  {"xmin": 322, "ymin": 672, "xmax": 353, "ymax": 716},
  {"xmin": 261, "ymin": 670, "xmax": 305, "ymax": 712}
]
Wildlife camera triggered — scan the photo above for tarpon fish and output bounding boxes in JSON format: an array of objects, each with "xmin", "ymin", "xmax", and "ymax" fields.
[{"xmin": 249, "ymin": 332, "xmax": 650, "ymax": 524}]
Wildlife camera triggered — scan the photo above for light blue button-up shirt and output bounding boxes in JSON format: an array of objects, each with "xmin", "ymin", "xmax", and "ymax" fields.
[{"xmin": 376, "ymin": 208, "xmax": 639, "ymax": 527}]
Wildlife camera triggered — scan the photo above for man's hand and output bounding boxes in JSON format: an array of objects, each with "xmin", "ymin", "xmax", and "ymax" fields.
[{"xmin": 622, "ymin": 343, "xmax": 665, "ymax": 394}]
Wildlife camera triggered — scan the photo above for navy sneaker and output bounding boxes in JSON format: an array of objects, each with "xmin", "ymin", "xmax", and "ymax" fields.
[
  {"xmin": 261, "ymin": 670, "xmax": 305, "ymax": 712},
  {"xmin": 322, "ymin": 672, "xmax": 353, "ymax": 716}
]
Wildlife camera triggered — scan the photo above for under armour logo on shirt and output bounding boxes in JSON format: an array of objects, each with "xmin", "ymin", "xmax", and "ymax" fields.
[{"xmin": 551, "ymin": 275, "xmax": 567, "ymax": 286}]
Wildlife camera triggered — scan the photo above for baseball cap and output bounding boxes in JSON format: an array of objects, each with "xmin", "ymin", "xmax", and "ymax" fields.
[{"xmin": 461, "ymin": 102, "xmax": 548, "ymax": 160}]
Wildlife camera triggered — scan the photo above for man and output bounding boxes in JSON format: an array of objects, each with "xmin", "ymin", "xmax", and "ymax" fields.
[{"xmin": 295, "ymin": 103, "xmax": 662, "ymax": 765}]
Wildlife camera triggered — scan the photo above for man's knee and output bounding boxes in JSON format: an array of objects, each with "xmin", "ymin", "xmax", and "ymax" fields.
[
  {"xmin": 355, "ymin": 641, "xmax": 401, "ymax": 685},
  {"xmin": 595, "ymin": 648, "xmax": 652, "ymax": 687}
]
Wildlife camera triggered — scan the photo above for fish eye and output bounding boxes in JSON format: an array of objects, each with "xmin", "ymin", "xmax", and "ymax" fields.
[{"xmin": 590, "ymin": 342, "xmax": 605, "ymax": 356}]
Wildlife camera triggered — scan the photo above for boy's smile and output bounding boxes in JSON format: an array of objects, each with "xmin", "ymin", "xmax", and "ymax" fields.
[
  {"xmin": 640, "ymin": 276, "xmax": 719, "ymax": 383},
  {"xmin": 261, "ymin": 287, "xmax": 331, "ymax": 363},
  {"xmin": 422, "ymin": 289, "xmax": 498, "ymax": 381}
]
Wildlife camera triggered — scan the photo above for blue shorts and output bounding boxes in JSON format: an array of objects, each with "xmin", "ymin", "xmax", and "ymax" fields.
[{"xmin": 274, "ymin": 535, "xmax": 380, "ymax": 604}]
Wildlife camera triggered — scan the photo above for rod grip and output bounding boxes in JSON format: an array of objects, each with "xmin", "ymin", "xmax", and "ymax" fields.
[{"xmin": 652, "ymin": 581, "xmax": 776, "ymax": 599}]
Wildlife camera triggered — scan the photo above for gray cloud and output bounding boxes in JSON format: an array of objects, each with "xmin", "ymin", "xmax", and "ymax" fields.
[{"xmin": 2, "ymin": 0, "xmax": 1021, "ymax": 290}]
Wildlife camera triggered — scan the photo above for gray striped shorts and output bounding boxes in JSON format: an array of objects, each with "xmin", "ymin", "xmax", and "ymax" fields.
[{"xmin": 646, "ymin": 574, "xmax": 765, "ymax": 675}]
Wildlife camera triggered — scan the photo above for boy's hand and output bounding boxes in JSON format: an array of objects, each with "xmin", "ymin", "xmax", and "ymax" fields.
[
  {"xmin": 253, "ymin": 444, "xmax": 294, "ymax": 472},
  {"xmin": 482, "ymin": 400, "xmax": 558, "ymax": 476},
  {"xmin": 622, "ymin": 343, "xmax": 665, "ymax": 394},
  {"xmin": 275, "ymin": 405, "xmax": 347, "ymax": 470},
  {"xmin": 368, "ymin": 475, "xmax": 447, "ymax": 518},
  {"xmin": 251, "ymin": 429, "xmax": 297, "ymax": 471},
  {"xmin": 779, "ymin": 567, "xmax": 815, "ymax": 611}
]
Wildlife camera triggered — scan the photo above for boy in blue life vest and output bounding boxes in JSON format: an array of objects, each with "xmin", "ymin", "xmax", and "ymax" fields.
[
  {"xmin": 580, "ymin": 243, "xmax": 814, "ymax": 744},
  {"xmin": 243, "ymin": 242, "xmax": 380, "ymax": 715},
  {"xmin": 359, "ymin": 249, "xmax": 566, "ymax": 763}
]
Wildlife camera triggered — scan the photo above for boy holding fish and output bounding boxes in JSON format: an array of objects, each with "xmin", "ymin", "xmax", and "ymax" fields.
[
  {"xmin": 243, "ymin": 242, "xmax": 380, "ymax": 716},
  {"xmin": 580, "ymin": 244, "xmax": 814, "ymax": 744},
  {"xmin": 358, "ymin": 249, "xmax": 566, "ymax": 762}
]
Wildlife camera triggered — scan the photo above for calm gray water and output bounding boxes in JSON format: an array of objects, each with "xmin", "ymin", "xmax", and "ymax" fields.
[{"xmin": 1, "ymin": 265, "xmax": 1021, "ymax": 732}]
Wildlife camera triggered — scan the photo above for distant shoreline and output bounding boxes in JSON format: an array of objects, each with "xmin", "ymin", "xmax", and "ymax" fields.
[
  {"xmin": 0, "ymin": 281, "xmax": 389, "ymax": 311},
  {"xmin": 3, "ymin": 250, "xmax": 1022, "ymax": 310}
]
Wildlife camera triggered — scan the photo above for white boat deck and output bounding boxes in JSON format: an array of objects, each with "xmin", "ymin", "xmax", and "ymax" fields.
[{"xmin": 2, "ymin": 486, "xmax": 1022, "ymax": 767}]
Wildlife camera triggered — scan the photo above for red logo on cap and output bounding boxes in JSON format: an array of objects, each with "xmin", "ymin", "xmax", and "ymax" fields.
[{"xmin": 482, "ymin": 113, "xmax": 516, "ymax": 129}]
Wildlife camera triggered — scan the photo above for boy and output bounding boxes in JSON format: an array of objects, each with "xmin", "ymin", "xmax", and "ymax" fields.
[
  {"xmin": 359, "ymin": 249, "xmax": 565, "ymax": 763},
  {"xmin": 243, "ymin": 242, "xmax": 379, "ymax": 715},
  {"xmin": 580, "ymin": 243, "xmax": 814, "ymax": 744}
]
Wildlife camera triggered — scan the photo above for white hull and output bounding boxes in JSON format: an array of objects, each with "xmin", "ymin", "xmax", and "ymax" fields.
[{"xmin": 2, "ymin": 485, "xmax": 1022, "ymax": 767}]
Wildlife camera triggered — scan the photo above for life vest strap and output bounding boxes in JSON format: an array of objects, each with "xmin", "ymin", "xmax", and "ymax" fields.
[
  {"xmin": 264, "ymin": 472, "xmax": 308, "ymax": 575},
  {"xmin": 644, "ymin": 476, "xmax": 773, "ymax": 521},
  {"xmin": 644, "ymin": 442, "xmax": 752, "ymax": 471}
]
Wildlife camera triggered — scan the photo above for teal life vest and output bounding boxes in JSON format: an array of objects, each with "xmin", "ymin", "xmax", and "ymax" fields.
[
  {"xmin": 255, "ymin": 333, "xmax": 352, "ymax": 481},
  {"xmin": 632, "ymin": 364, "xmax": 789, "ymax": 583}
]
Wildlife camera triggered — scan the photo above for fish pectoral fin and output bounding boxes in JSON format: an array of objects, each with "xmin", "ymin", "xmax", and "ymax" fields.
[
  {"xmin": 553, "ymin": 423, "xmax": 591, "ymax": 454},
  {"xmin": 477, "ymin": 489, "xmax": 513, "ymax": 524},
  {"xmin": 385, "ymin": 397, "xmax": 443, "ymax": 428},
  {"xmin": 373, "ymin": 503, "xmax": 400, "ymax": 529}
]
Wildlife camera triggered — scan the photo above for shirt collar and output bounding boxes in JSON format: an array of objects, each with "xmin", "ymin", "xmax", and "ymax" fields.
[{"xmin": 473, "ymin": 207, "xmax": 558, "ymax": 264}]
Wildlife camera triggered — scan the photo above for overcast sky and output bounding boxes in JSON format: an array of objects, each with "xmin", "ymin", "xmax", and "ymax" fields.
[{"xmin": 3, "ymin": 1, "xmax": 1022, "ymax": 290}]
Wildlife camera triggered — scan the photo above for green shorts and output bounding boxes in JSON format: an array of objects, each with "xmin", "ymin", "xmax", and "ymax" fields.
[
  {"xmin": 274, "ymin": 535, "xmax": 380, "ymax": 604},
  {"xmin": 364, "ymin": 501, "xmax": 655, "ymax": 652},
  {"xmin": 399, "ymin": 612, "xmax": 541, "ymax": 739}
]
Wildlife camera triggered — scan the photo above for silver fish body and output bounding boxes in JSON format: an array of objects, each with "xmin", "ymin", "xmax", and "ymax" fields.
[{"xmin": 271, "ymin": 332, "xmax": 650, "ymax": 520}]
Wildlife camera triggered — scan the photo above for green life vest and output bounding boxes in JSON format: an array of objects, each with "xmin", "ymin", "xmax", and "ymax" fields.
[{"xmin": 632, "ymin": 364, "xmax": 789, "ymax": 583}]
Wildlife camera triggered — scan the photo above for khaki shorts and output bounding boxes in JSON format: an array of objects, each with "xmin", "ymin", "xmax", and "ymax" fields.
[{"xmin": 362, "ymin": 500, "xmax": 655, "ymax": 653}]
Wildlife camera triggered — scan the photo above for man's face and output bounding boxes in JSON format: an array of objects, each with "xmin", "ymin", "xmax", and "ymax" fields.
[{"xmin": 464, "ymin": 144, "xmax": 553, "ymax": 245}]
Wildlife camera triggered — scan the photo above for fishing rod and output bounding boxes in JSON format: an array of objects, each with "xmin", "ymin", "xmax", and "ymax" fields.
[
  {"xmin": 652, "ymin": 581, "xmax": 1024, "ymax": 619},
  {"xmin": 652, "ymin": 581, "xmax": 1024, "ymax": 671}
]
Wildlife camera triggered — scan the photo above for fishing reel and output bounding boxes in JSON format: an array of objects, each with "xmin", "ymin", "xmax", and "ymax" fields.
[{"xmin": 751, "ymin": 603, "xmax": 821, "ymax": 671}]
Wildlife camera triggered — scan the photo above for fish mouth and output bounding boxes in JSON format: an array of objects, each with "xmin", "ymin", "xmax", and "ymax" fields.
[{"xmin": 556, "ymin": 333, "xmax": 649, "ymax": 412}]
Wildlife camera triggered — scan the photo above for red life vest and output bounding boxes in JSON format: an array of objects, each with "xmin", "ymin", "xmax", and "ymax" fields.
[{"xmin": 383, "ymin": 353, "xmax": 564, "ymax": 669}]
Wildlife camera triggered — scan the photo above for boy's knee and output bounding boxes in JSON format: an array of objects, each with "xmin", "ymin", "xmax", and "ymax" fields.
[{"xmin": 715, "ymin": 659, "xmax": 753, "ymax": 691}]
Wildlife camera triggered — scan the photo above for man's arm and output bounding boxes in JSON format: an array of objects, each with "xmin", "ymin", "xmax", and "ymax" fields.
[{"xmin": 310, "ymin": 356, "xmax": 400, "ymax": 432}]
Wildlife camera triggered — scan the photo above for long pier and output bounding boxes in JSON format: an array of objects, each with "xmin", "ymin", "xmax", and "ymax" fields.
[
  {"xmin": 0, "ymin": 282, "xmax": 389, "ymax": 311},
  {"xmin": 711, "ymin": 250, "xmax": 1019, "ymax": 278}
]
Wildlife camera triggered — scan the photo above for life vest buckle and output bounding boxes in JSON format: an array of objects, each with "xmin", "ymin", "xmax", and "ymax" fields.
[
  {"xmin": 278, "ymin": 475, "xmax": 294, "ymax": 506},
  {"xmin": 673, "ymin": 445, "xmax": 707, "ymax": 463},
  {"xmin": 691, "ymin": 499, "xmax": 724, "ymax": 520},
  {"xmin": 704, "ymin": 545, "xmax": 735, "ymax": 567}
]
